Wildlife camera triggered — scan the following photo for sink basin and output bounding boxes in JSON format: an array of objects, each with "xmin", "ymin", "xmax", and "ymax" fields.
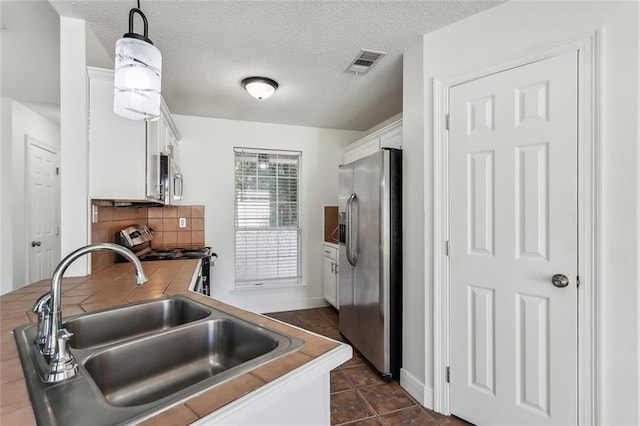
[
  {"xmin": 13, "ymin": 296, "xmax": 304, "ymax": 425},
  {"xmin": 86, "ymin": 319, "xmax": 279, "ymax": 406},
  {"xmin": 63, "ymin": 297, "xmax": 210, "ymax": 349}
]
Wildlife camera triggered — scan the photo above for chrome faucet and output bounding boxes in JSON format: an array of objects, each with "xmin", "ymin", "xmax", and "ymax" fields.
[{"xmin": 32, "ymin": 243, "xmax": 148, "ymax": 383}]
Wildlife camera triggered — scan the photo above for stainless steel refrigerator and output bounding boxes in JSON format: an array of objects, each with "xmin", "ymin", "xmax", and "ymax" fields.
[{"xmin": 338, "ymin": 148, "xmax": 402, "ymax": 381}]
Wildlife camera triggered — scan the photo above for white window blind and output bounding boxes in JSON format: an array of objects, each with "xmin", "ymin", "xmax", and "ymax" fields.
[{"xmin": 234, "ymin": 148, "xmax": 301, "ymax": 285}]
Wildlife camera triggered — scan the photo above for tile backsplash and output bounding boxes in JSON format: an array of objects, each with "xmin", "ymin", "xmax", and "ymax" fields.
[
  {"xmin": 147, "ymin": 205, "xmax": 205, "ymax": 247},
  {"xmin": 91, "ymin": 202, "xmax": 205, "ymax": 271}
]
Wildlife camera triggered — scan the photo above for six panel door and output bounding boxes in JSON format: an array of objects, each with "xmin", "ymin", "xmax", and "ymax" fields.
[{"xmin": 449, "ymin": 51, "xmax": 578, "ymax": 425}]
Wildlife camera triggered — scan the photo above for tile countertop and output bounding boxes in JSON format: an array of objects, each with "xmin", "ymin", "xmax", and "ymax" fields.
[{"xmin": 0, "ymin": 260, "xmax": 350, "ymax": 425}]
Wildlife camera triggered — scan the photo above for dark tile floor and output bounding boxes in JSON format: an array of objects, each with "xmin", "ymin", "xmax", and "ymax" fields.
[{"xmin": 265, "ymin": 306, "xmax": 472, "ymax": 426}]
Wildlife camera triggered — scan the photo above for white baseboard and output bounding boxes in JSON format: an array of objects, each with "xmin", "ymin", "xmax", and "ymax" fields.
[
  {"xmin": 400, "ymin": 368, "xmax": 434, "ymax": 410},
  {"xmin": 246, "ymin": 297, "xmax": 329, "ymax": 314}
]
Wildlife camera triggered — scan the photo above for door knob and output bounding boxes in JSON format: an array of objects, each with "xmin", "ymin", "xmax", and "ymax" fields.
[
  {"xmin": 31, "ymin": 241, "xmax": 41, "ymax": 247},
  {"xmin": 551, "ymin": 274, "xmax": 570, "ymax": 288}
]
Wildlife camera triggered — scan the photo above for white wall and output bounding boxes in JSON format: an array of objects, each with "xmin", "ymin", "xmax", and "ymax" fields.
[
  {"xmin": 0, "ymin": 100, "xmax": 61, "ymax": 295},
  {"xmin": 173, "ymin": 115, "xmax": 362, "ymax": 313},
  {"xmin": 400, "ymin": 37, "xmax": 428, "ymax": 403},
  {"xmin": 0, "ymin": 99, "xmax": 13, "ymax": 296},
  {"xmin": 403, "ymin": 1, "xmax": 639, "ymax": 423},
  {"xmin": 85, "ymin": 25, "xmax": 112, "ymax": 69},
  {"xmin": 59, "ymin": 17, "xmax": 90, "ymax": 277}
]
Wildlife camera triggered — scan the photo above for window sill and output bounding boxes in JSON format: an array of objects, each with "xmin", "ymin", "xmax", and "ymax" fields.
[{"xmin": 230, "ymin": 281, "xmax": 306, "ymax": 292}]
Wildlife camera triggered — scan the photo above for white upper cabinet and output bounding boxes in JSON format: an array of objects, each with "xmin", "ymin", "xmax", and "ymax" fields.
[
  {"xmin": 342, "ymin": 119, "xmax": 402, "ymax": 165},
  {"xmin": 146, "ymin": 99, "xmax": 182, "ymax": 204},
  {"xmin": 87, "ymin": 67, "xmax": 180, "ymax": 204},
  {"xmin": 147, "ymin": 101, "xmax": 181, "ymax": 158}
]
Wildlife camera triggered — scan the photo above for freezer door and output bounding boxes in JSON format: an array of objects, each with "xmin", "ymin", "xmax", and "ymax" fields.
[
  {"xmin": 352, "ymin": 151, "xmax": 386, "ymax": 372},
  {"xmin": 338, "ymin": 164, "xmax": 355, "ymax": 342}
]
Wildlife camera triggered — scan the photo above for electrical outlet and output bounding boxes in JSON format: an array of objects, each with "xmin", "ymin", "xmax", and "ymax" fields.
[{"xmin": 179, "ymin": 217, "xmax": 187, "ymax": 228}]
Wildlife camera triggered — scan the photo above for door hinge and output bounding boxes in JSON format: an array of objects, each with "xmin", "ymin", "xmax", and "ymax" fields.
[
  {"xmin": 445, "ymin": 240, "xmax": 450, "ymax": 256},
  {"xmin": 446, "ymin": 366, "xmax": 450, "ymax": 383},
  {"xmin": 445, "ymin": 114, "xmax": 450, "ymax": 131},
  {"xmin": 577, "ymin": 275, "xmax": 581, "ymax": 288},
  {"xmin": 56, "ymin": 167, "xmax": 59, "ymax": 175}
]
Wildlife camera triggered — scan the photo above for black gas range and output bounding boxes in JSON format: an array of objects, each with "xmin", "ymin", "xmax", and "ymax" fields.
[
  {"xmin": 116, "ymin": 225, "xmax": 217, "ymax": 296},
  {"xmin": 140, "ymin": 246, "xmax": 213, "ymax": 261}
]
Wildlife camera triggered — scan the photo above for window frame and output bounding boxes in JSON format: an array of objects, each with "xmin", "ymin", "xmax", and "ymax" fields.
[{"xmin": 233, "ymin": 147, "xmax": 302, "ymax": 288}]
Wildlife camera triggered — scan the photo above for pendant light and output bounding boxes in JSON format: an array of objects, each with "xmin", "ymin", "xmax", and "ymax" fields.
[
  {"xmin": 114, "ymin": 1, "xmax": 162, "ymax": 121},
  {"xmin": 242, "ymin": 77, "xmax": 278, "ymax": 100}
]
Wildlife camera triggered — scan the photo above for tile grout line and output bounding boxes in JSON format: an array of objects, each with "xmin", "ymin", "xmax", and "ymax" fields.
[
  {"xmin": 322, "ymin": 307, "xmax": 380, "ymax": 425},
  {"xmin": 322, "ymin": 306, "xmax": 398, "ymax": 426},
  {"xmin": 270, "ymin": 307, "xmax": 464, "ymax": 426}
]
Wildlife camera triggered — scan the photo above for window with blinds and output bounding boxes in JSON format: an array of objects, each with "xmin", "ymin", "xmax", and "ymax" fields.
[{"xmin": 234, "ymin": 148, "xmax": 301, "ymax": 286}]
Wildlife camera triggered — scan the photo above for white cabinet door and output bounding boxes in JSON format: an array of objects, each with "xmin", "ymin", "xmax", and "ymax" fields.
[
  {"xmin": 343, "ymin": 135, "xmax": 378, "ymax": 165},
  {"xmin": 342, "ymin": 119, "xmax": 402, "ymax": 165},
  {"xmin": 379, "ymin": 123, "xmax": 402, "ymax": 149},
  {"xmin": 147, "ymin": 101, "xmax": 182, "ymax": 204},
  {"xmin": 88, "ymin": 67, "xmax": 147, "ymax": 201},
  {"xmin": 145, "ymin": 121, "xmax": 162, "ymax": 200},
  {"xmin": 322, "ymin": 244, "xmax": 338, "ymax": 308}
]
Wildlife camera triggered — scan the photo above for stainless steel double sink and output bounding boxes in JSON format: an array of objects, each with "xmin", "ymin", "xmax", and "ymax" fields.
[{"xmin": 13, "ymin": 296, "xmax": 304, "ymax": 425}]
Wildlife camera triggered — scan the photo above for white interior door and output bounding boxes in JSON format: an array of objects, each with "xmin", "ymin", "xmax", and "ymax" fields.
[
  {"xmin": 449, "ymin": 51, "xmax": 578, "ymax": 425},
  {"xmin": 27, "ymin": 137, "xmax": 60, "ymax": 283}
]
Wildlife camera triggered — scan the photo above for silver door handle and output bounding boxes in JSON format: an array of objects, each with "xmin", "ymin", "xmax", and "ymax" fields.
[
  {"xmin": 346, "ymin": 193, "xmax": 358, "ymax": 266},
  {"xmin": 552, "ymin": 274, "xmax": 570, "ymax": 288}
]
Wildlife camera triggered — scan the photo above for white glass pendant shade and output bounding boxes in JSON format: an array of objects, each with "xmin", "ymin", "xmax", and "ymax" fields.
[
  {"xmin": 114, "ymin": 37, "xmax": 162, "ymax": 120},
  {"xmin": 242, "ymin": 77, "xmax": 278, "ymax": 100}
]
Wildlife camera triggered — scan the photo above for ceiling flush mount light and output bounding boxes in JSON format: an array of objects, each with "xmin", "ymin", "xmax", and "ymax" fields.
[
  {"xmin": 114, "ymin": 1, "xmax": 162, "ymax": 120},
  {"xmin": 242, "ymin": 77, "xmax": 278, "ymax": 100}
]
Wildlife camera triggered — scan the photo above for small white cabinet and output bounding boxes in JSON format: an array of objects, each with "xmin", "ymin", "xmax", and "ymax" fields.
[
  {"xmin": 88, "ymin": 67, "xmax": 180, "ymax": 203},
  {"xmin": 343, "ymin": 118, "xmax": 402, "ymax": 165},
  {"xmin": 322, "ymin": 243, "xmax": 338, "ymax": 308}
]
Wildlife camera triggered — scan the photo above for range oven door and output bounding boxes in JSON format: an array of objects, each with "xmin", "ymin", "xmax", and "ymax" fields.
[{"xmin": 192, "ymin": 257, "xmax": 210, "ymax": 296}]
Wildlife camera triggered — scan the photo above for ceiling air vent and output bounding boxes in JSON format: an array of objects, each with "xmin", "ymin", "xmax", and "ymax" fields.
[{"xmin": 345, "ymin": 49, "xmax": 386, "ymax": 75}]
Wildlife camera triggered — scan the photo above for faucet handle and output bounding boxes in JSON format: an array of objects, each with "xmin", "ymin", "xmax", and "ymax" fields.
[
  {"xmin": 32, "ymin": 292, "xmax": 51, "ymax": 313},
  {"xmin": 34, "ymin": 304, "xmax": 51, "ymax": 347},
  {"xmin": 33, "ymin": 292, "xmax": 52, "ymax": 347},
  {"xmin": 56, "ymin": 328, "xmax": 74, "ymax": 352},
  {"xmin": 45, "ymin": 328, "xmax": 78, "ymax": 383}
]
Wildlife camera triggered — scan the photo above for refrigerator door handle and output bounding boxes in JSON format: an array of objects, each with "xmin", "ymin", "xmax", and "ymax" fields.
[{"xmin": 346, "ymin": 193, "xmax": 359, "ymax": 266}]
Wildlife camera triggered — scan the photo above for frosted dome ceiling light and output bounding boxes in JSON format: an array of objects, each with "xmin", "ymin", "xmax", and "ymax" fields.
[
  {"xmin": 114, "ymin": 2, "xmax": 162, "ymax": 121},
  {"xmin": 242, "ymin": 77, "xmax": 278, "ymax": 100}
]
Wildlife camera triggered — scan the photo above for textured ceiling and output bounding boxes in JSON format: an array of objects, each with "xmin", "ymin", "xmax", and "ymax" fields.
[
  {"xmin": 1, "ymin": 1, "xmax": 60, "ymax": 108},
  {"xmin": 24, "ymin": 1, "xmax": 504, "ymax": 131}
]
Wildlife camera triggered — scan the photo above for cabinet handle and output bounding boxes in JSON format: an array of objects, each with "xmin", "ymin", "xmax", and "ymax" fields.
[{"xmin": 173, "ymin": 173, "xmax": 183, "ymax": 200}]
